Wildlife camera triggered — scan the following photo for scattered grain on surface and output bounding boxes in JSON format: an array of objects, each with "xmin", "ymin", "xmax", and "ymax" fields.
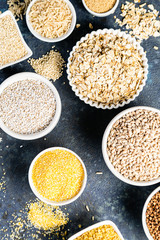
[
  {"xmin": 0, "ymin": 14, "xmax": 27, "ymax": 66},
  {"xmin": 0, "ymin": 79, "xmax": 56, "ymax": 134},
  {"xmin": 7, "ymin": 0, "xmax": 31, "ymax": 20},
  {"xmin": 84, "ymin": 0, "xmax": 116, "ymax": 13},
  {"xmin": 76, "ymin": 24, "xmax": 81, "ymax": 28},
  {"xmin": 28, "ymin": 48, "xmax": 65, "ymax": 81},
  {"xmin": 74, "ymin": 225, "xmax": 122, "ymax": 239},
  {"xmin": 154, "ymin": 46, "xmax": 159, "ymax": 50},
  {"xmin": 28, "ymin": 200, "xmax": 68, "ymax": 231},
  {"xmin": 89, "ymin": 23, "xmax": 93, "ymax": 29},
  {"xmin": 0, "ymin": 199, "xmax": 68, "ymax": 240},
  {"xmin": 146, "ymin": 191, "xmax": 160, "ymax": 240},
  {"xmin": 115, "ymin": 1, "xmax": 160, "ymax": 42},
  {"xmin": 32, "ymin": 149, "xmax": 84, "ymax": 202},
  {"xmin": 107, "ymin": 109, "xmax": 160, "ymax": 182},
  {"xmin": 69, "ymin": 32, "xmax": 145, "ymax": 107},
  {"xmin": 29, "ymin": 0, "xmax": 72, "ymax": 39}
]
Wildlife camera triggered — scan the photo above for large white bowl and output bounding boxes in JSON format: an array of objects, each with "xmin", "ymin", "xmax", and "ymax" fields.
[
  {"xmin": 0, "ymin": 10, "xmax": 32, "ymax": 70},
  {"xmin": 102, "ymin": 106, "xmax": 160, "ymax": 186},
  {"xmin": 142, "ymin": 186, "xmax": 160, "ymax": 240},
  {"xmin": 68, "ymin": 220, "xmax": 124, "ymax": 240},
  {"xmin": 82, "ymin": 0, "xmax": 119, "ymax": 17},
  {"xmin": 28, "ymin": 147, "xmax": 87, "ymax": 206},
  {"xmin": 0, "ymin": 72, "xmax": 61, "ymax": 140},
  {"xmin": 67, "ymin": 29, "xmax": 148, "ymax": 109},
  {"xmin": 26, "ymin": 0, "xmax": 76, "ymax": 42}
]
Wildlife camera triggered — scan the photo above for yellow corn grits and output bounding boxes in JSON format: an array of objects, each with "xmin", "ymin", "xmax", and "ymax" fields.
[
  {"xmin": 28, "ymin": 200, "xmax": 68, "ymax": 231},
  {"xmin": 32, "ymin": 149, "xmax": 84, "ymax": 202},
  {"xmin": 75, "ymin": 225, "xmax": 122, "ymax": 240}
]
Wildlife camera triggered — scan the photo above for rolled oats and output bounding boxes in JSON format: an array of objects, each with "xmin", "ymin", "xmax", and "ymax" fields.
[
  {"xmin": 115, "ymin": 1, "xmax": 160, "ymax": 42},
  {"xmin": 69, "ymin": 32, "xmax": 145, "ymax": 106}
]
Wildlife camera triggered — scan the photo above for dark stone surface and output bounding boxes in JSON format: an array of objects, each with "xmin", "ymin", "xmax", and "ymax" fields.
[{"xmin": 0, "ymin": 0, "xmax": 160, "ymax": 239}]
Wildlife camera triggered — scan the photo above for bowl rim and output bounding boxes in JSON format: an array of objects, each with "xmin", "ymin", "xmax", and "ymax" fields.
[
  {"xmin": 142, "ymin": 186, "xmax": 160, "ymax": 240},
  {"xmin": 0, "ymin": 72, "xmax": 61, "ymax": 140},
  {"xmin": 68, "ymin": 220, "xmax": 124, "ymax": 240},
  {"xmin": 102, "ymin": 106, "xmax": 160, "ymax": 186},
  {"xmin": 82, "ymin": 0, "xmax": 119, "ymax": 17},
  {"xmin": 0, "ymin": 10, "xmax": 32, "ymax": 70},
  {"xmin": 67, "ymin": 29, "xmax": 148, "ymax": 109},
  {"xmin": 28, "ymin": 147, "xmax": 87, "ymax": 206},
  {"xmin": 26, "ymin": 0, "xmax": 77, "ymax": 42}
]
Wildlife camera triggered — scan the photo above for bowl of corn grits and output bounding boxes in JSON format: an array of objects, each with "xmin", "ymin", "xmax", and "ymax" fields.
[
  {"xmin": 28, "ymin": 147, "xmax": 87, "ymax": 206},
  {"xmin": 68, "ymin": 220, "xmax": 124, "ymax": 240}
]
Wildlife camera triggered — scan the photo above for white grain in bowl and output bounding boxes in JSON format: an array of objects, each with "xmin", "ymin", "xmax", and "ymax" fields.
[
  {"xmin": 26, "ymin": 0, "xmax": 76, "ymax": 42},
  {"xmin": 0, "ymin": 72, "xmax": 61, "ymax": 140},
  {"xmin": 68, "ymin": 220, "xmax": 124, "ymax": 240},
  {"xmin": 102, "ymin": 106, "xmax": 160, "ymax": 186},
  {"xmin": 28, "ymin": 147, "xmax": 87, "ymax": 206},
  {"xmin": 82, "ymin": 0, "xmax": 119, "ymax": 17},
  {"xmin": 67, "ymin": 29, "xmax": 148, "ymax": 109},
  {"xmin": 142, "ymin": 186, "xmax": 160, "ymax": 240},
  {"xmin": 0, "ymin": 10, "xmax": 32, "ymax": 70}
]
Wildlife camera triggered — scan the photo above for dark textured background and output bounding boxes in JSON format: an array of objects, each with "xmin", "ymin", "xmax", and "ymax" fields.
[{"xmin": 0, "ymin": 0, "xmax": 160, "ymax": 239}]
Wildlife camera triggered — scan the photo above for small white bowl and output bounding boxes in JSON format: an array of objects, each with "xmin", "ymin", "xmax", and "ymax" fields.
[
  {"xmin": 142, "ymin": 186, "xmax": 160, "ymax": 240},
  {"xmin": 68, "ymin": 220, "xmax": 124, "ymax": 240},
  {"xmin": 67, "ymin": 29, "xmax": 148, "ymax": 109},
  {"xmin": 0, "ymin": 10, "xmax": 32, "ymax": 70},
  {"xmin": 26, "ymin": 0, "xmax": 76, "ymax": 42},
  {"xmin": 28, "ymin": 147, "xmax": 87, "ymax": 206},
  {"xmin": 0, "ymin": 72, "xmax": 61, "ymax": 140},
  {"xmin": 82, "ymin": 0, "xmax": 119, "ymax": 17},
  {"xmin": 102, "ymin": 106, "xmax": 160, "ymax": 186}
]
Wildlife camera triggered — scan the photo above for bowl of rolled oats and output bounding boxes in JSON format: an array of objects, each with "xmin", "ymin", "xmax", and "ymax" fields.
[
  {"xmin": 26, "ymin": 0, "xmax": 76, "ymax": 42},
  {"xmin": 0, "ymin": 10, "xmax": 32, "ymax": 70},
  {"xmin": 102, "ymin": 106, "xmax": 160, "ymax": 186},
  {"xmin": 0, "ymin": 72, "xmax": 61, "ymax": 140},
  {"xmin": 67, "ymin": 29, "xmax": 148, "ymax": 109}
]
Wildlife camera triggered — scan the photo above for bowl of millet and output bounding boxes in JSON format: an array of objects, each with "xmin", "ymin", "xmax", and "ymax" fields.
[
  {"xmin": 142, "ymin": 186, "xmax": 160, "ymax": 240},
  {"xmin": 26, "ymin": 0, "xmax": 76, "ymax": 42},
  {"xmin": 82, "ymin": 0, "xmax": 119, "ymax": 17},
  {"xmin": 102, "ymin": 106, "xmax": 160, "ymax": 186},
  {"xmin": 0, "ymin": 72, "xmax": 61, "ymax": 140},
  {"xmin": 28, "ymin": 147, "xmax": 87, "ymax": 206}
]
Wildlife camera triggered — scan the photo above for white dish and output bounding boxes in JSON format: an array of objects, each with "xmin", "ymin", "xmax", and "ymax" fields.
[
  {"xmin": 26, "ymin": 0, "xmax": 76, "ymax": 42},
  {"xmin": 82, "ymin": 0, "xmax": 119, "ymax": 17},
  {"xmin": 67, "ymin": 29, "xmax": 148, "ymax": 109},
  {"xmin": 0, "ymin": 10, "xmax": 32, "ymax": 70},
  {"xmin": 28, "ymin": 147, "xmax": 87, "ymax": 206},
  {"xmin": 102, "ymin": 106, "xmax": 160, "ymax": 186},
  {"xmin": 142, "ymin": 186, "xmax": 160, "ymax": 240},
  {"xmin": 0, "ymin": 72, "xmax": 61, "ymax": 140},
  {"xmin": 68, "ymin": 220, "xmax": 124, "ymax": 240}
]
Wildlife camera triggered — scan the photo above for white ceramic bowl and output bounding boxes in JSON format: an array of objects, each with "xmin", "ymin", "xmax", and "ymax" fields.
[
  {"xmin": 0, "ymin": 10, "xmax": 32, "ymax": 70},
  {"xmin": 102, "ymin": 106, "xmax": 160, "ymax": 186},
  {"xmin": 0, "ymin": 72, "xmax": 61, "ymax": 140},
  {"xmin": 26, "ymin": 0, "xmax": 76, "ymax": 42},
  {"xmin": 142, "ymin": 186, "xmax": 160, "ymax": 240},
  {"xmin": 82, "ymin": 0, "xmax": 119, "ymax": 17},
  {"xmin": 68, "ymin": 220, "xmax": 124, "ymax": 240},
  {"xmin": 67, "ymin": 29, "xmax": 148, "ymax": 109},
  {"xmin": 28, "ymin": 147, "xmax": 87, "ymax": 206}
]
